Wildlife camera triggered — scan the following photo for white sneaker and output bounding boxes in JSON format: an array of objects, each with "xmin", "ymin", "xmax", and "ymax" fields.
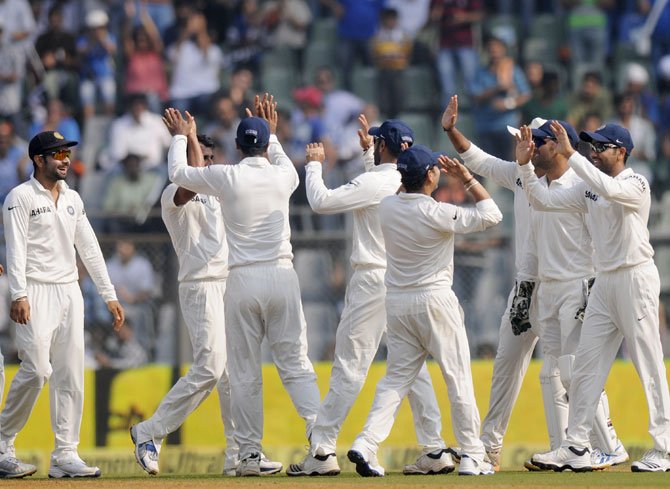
[
  {"xmin": 524, "ymin": 458, "xmax": 546, "ymax": 471},
  {"xmin": 403, "ymin": 449, "xmax": 454, "ymax": 475},
  {"xmin": 48, "ymin": 457, "xmax": 101, "ymax": 478},
  {"xmin": 286, "ymin": 452, "xmax": 340, "ymax": 476},
  {"xmin": 591, "ymin": 444, "xmax": 629, "ymax": 470},
  {"xmin": 130, "ymin": 425, "xmax": 159, "ymax": 475},
  {"xmin": 631, "ymin": 449, "xmax": 670, "ymax": 472},
  {"xmin": 458, "ymin": 454, "xmax": 494, "ymax": 476},
  {"xmin": 259, "ymin": 453, "xmax": 282, "ymax": 475},
  {"xmin": 446, "ymin": 446, "xmax": 461, "ymax": 463},
  {"xmin": 531, "ymin": 446, "xmax": 592, "ymax": 472},
  {"xmin": 0, "ymin": 453, "xmax": 37, "ymax": 479},
  {"xmin": 237, "ymin": 453, "xmax": 261, "ymax": 476},
  {"xmin": 223, "ymin": 456, "xmax": 238, "ymax": 476},
  {"xmin": 485, "ymin": 449, "xmax": 501, "ymax": 472},
  {"xmin": 347, "ymin": 446, "xmax": 384, "ymax": 477}
]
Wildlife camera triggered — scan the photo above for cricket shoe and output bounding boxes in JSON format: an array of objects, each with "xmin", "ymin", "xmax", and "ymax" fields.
[
  {"xmin": 446, "ymin": 446, "xmax": 461, "ymax": 462},
  {"xmin": 48, "ymin": 456, "xmax": 101, "ymax": 478},
  {"xmin": 222, "ymin": 455, "xmax": 238, "ymax": 476},
  {"xmin": 260, "ymin": 453, "xmax": 282, "ymax": 475},
  {"xmin": 485, "ymin": 448, "xmax": 501, "ymax": 472},
  {"xmin": 524, "ymin": 459, "xmax": 546, "ymax": 471},
  {"xmin": 237, "ymin": 453, "xmax": 261, "ymax": 476},
  {"xmin": 591, "ymin": 444, "xmax": 629, "ymax": 470},
  {"xmin": 130, "ymin": 425, "xmax": 159, "ymax": 475},
  {"xmin": 286, "ymin": 452, "xmax": 340, "ymax": 476},
  {"xmin": 458, "ymin": 454, "xmax": 494, "ymax": 475},
  {"xmin": 347, "ymin": 444, "xmax": 384, "ymax": 477},
  {"xmin": 531, "ymin": 446, "xmax": 592, "ymax": 472},
  {"xmin": 0, "ymin": 452, "xmax": 36, "ymax": 479},
  {"xmin": 631, "ymin": 449, "xmax": 670, "ymax": 472},
  {"xmin": 403, "ymin": 449, "xmax": 454, "ymax": 475}
]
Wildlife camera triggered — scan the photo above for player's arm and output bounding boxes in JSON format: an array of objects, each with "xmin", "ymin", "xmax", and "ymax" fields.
[
  {"xmin": 172, "ymin": 124, "xmax": 203, "ymax": 206},
  {"xmin": 441, "ymin": 95, "xmax": 518, "ymax": 190},
  {"xmin": 73, "ymin": 195, "xmax": 124, "ymax": 331},
  {"xmin": 3, "ymin": 191, "xmax": 31, "ymax": 324},
  {"xmin": 305, "ymin": 142, "xmax": 373, "ymax": 214},
  {"xmin": 357, "ymin": 113, "xmax": 376, "ymax": 172}
]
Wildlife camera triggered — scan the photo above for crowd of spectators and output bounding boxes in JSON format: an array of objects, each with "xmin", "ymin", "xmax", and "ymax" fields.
[{"xmin": 0, "ymin": 0, "xmax": 669, "ymax": 364}]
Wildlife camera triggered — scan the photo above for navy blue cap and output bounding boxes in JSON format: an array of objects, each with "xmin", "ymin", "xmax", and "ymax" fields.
[
  {"xmin": 396, "ymin": 145, "xmax": 442, "ymax": 179},
  {"xmin": 531, "ymin": 120, "xmax": 579, "ymax": 148},
  {"xmin": 368, "ymin": 119, "xmax": 414, "ymax": 152},
  {"xmin": 580, "ymin": 124, "xmax": 634, "ymax": 155},
  {"xmin": 28, "ymin": 131, "xmax": 78, "ymax": 160},
  {"xmin": 236, "ymin": 117, "xmax": 270, "ymax": 148}
]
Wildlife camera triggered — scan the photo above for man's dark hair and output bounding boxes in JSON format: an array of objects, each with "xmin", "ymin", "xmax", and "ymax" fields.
[
  {"xmin": 197, "ymin": 134, "xmax": 215, "ymax": 148},
  {"xmin": 400, "ymin": 169, "xmax": 431, "ymax": 193},
  {"xmin": 583, "ymin": 71, "xmax": 602, "ymax": 84},
  {"xmin": 239, "ymin": 144, "xmax": 266, "ymax": 157}
]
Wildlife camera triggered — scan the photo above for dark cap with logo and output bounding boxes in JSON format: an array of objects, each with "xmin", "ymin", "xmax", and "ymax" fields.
[
  {"xmin": 368, "ymin": 119, "xmax": 414, "ymax": 153},
  {"xmin": 396, "ymin": 145, "xmax": 443, "ymax": 180},
  {"xmin": 236, "ymin": 117, "xmax": 270, "ymax": 148},
  {"xmin": 531, "ymin": 120, "xmax": 579, "ymax": 148},
  {"xmin": 28, "ymin": 131, "xmax": 78, "ymax": 160},
  {"xmin": 580, "ymin": 123, "xmax": 634, "ymax": 155}
]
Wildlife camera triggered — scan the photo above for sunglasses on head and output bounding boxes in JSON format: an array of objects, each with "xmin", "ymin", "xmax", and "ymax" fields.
[
  {"xmin": 589, "ymin": 142, "xmax": 620, "ymax": 154},
  {"xmin": 532, "ymin": 137, "xmax": 555, "ymax": 148},
  {"xmin": 43, "ymin": 149, "xmax": 71, "ymax": 161}
]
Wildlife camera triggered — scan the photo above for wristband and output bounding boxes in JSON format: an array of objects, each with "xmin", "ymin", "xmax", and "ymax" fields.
[
  {"xmin": 443, "ymin": 126, "xmax": 454, "ymax": 132},
  {"xmin": 14, "ymin": 297, "xmax": 27, "ymax": 302},
  {"xmin": 465, "ymin": 180, "xmax": 480, "ymax": 191}
]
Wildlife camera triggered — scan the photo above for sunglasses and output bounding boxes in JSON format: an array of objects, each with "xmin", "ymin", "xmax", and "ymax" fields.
[
  {"xmin": 589, "ymin": 142, "xmax": 620, "ymax": 154},
  {"xmin": 43, "ymin": 149, "xmax": 71, "ymax": 161},
  {"xmin": 532, "ymin": 137, "xmax": 555, "ymax": 148}
]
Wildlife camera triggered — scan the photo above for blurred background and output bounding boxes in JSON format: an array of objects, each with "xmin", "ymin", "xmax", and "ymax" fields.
[{"xmin": 0, "ymin": 0, "xmax": 669, "ymax": 376}]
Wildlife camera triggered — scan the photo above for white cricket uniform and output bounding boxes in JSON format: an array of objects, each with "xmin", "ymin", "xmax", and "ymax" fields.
[
  {"xmin": 352, "ymin": 193, "xmax": 502, "ymax": 461},
  {"xmin": 168, "ymin": 134, "xmax": 321, "ymax": 460},
  {"xmin": 519, "ymin": 153, "xmax": 670, "ymax": 452},
  {"xmin": 459, "ymin": 144, "xmax": 540, "ymax": 452},
  {"xmin": 305, "ymin": 149, "xmax": 444, "ymax": 456},
  {"xmin": 134, "ymin": 183, "xmax": 236, "ymax": 462},
  {"xmin": 1, "ymin": 176, "xmax": 117, "ymax": 460}
]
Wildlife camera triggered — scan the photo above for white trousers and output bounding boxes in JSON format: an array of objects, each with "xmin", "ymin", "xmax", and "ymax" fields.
[
  {"xmin": 480, "ymin": 287, "xmax": 539, "ymax": 451},
  {"xmin": 0, "ymin": 281, "xmax": 84, "ymax": 460},
  {"xmin": 225, "ymin": 261, "xmax": 321, "ymax": 460},
  {"xmin": 136, "ymin": 279, "xmax": 236, "ymax": 461},
  {"xmin": 565, "ymin": 262, "xmax": 670, "ymax": 451},
  {"xmin": 311, "ymin": 268, "xmax": 444, "ymax": 455},
  {"xmin": 354, "ymin": 288, "xmax": 486, "ymax": 461}
]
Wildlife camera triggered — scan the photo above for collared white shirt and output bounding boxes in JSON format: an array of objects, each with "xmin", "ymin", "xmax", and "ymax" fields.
[
  {"xmin": 460, "ymin": 143, "xmax": 536, "ymax": 279},
  {"xmin": 528, "ymin": 168, "xmax": 594, "ymax": 281},
  {"xmin": 518, "ymin": 152, "xmax": 654, "ymax": 272},
  {"xmin": 305, "ymin": 149, "xmax": 400, "ymax": 269},
  {"xmin": 379, "ymin": 193, "xmax": 502, "ymax": 290},
  {"xmin": 161, "ymin": 183, "xmax": 228, "ymax": 282},
  {"xmin": 168, "ymin": 134, "xmax": 297, "ymax": 269},
  {"xmin": 107, "ymin": 111, "xmax": 171, "ymax": 170},
  {"xmin": 3, "ymin": 175, "xmax": 117, "ymax": 302}
]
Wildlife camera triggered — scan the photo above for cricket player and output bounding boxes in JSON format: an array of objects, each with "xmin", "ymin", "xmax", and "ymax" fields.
[
  {"xmin": 287, "ymin": 119, "xmax": 448, "ymax": 477},
  {"xmin": 165, "ymin": 97, "xmax": 321, "ymax": 476},
  {"xmin": 518, "ymin": 123, "xmax": 670, "ymax": 472},
  {"xmin": 347, "ymin": 145, "xmax": 503, "ymax": 477},
  {"xmin": 1, "ymin": 131, "xmax": 124, "ymax": 478}
]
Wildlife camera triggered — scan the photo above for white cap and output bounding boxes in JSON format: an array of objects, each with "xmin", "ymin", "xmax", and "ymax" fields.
[
  {"xmin": 507, "ymin": 117, "xmax": 548, "ymax": 137},
  {"xmin": 625, "ymin": 62, "xmax": 649, "ymax": 85},
  {"xmin": 86, "ymin": 9, "xmax": 108, "ymax": 28},
  {"xmin": 659, "ymin": 55, "xmax": 670, "ymax": 81}
]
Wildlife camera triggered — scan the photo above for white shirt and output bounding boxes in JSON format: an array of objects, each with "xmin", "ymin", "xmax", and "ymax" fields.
[
  {"xmin": 460, "ymin": 143, "xmax": 536, "ymax": 279},
  {"xmin": 518, "ymin": 152, "xmax": 654, "ymax": 273},
  {"xmin": 168, "ymin": 40, "xmax": 223, "ymax": 100},
  {"xmin": 3, "ymin": 176, "xmax": 117, "ymax": 302},
  {"xmin": 168, "ymin": 134, "xmax": 297, "ymax": 269},
  {"xmin": 528, "ymin": 168, "xmax": 594, "ymax": 282},
  {"xmin": 306, "ymin": 149, "xmax": 399, "ymax": 269},
  {"xmin": 379, "ymin": 194, "xmax": 502, "ymax": 291},
  {"xmin": 108, "ymin": 111, "xmax": 171, "ymax": 170},
  {"xmin": 161, "ymin": 183, "xmax": 228, "ymax": 282}
]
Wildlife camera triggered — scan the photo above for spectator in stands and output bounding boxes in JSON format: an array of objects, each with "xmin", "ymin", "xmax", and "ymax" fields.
[
  {"xmin": 122, "ymin": 1, "xmax": 168, "ymax": 114},
  {"xmin": 136, "ymin": 0, "xmax": 175, "ymax": 40},
  {"xmin": 623, "ymin": 62, "xmax": 659, "ymax": 126},
  {"xmin": 0, "ymin": 0, "xmax": 36, "ymax": 45},
  {"xmin": 524, "ymin": 61, "xmax": 544, "ymax": 99},
  {"xmin": 320, "ymin": 0, "xmax": 385, "ymax": 89},
  {"xmin": 0, "ymin": 19, "xmax": 27, "ymax": 134},
  {"xmin": 291, "ymin": 85, "xmax": 337, "ymax": 164},
  {"xmin": 647, "ymin": 0, "xmax": 670, "ymax": 76},
  {"xmin": 225, "ymin": 0, "xmax": 268, "ymax": 74},
  {"xmin": 371, "ymin": 8, "xmax": 412, "ymax": 118},
  {"xmin": 659, "ymin": 55, "xmax": 670, "ymax": 134},
  {"xmin": 107, "ymin": 93, "xmax": 171, "ymax": 171},
  {"xmin": 29, "ymin": 98, "xmax": 80, "ymax": 142},
  {"xmin": 430, "ymin": 0, "xmax": 484, "ymax": 105},
  {"xmin": 34, "ymin": 5, "xmax": 78, "ymax": 106},
  {"xmin": 95, "ymin": 321, "xmax": 149, "ymax": 370},
  {"xmin": 77, "ymin": 9, "xmax": 117, "ymax": 119},
  {"xmin": 385, "ymin": 0, "xmax": 430, "ymax": 38},
  {"xmin": 204, "ymin": 95, "xmax": 240, "ymax": 164},
  {"xmin": 314, "ymin": 66, "xmax": 364, "ymax": 147},
  {"xmin": 228, "ymin": 67, "xmax": 255, "ymax": 118},
  {"xmin": 563, "ymin": 0, "xmax": 608, "ymax": 64},
  {"xmin": 611, "ymin": 91, "xmax": 656, "ymax": 181},
  {"xmin": 0, "ymin": 122, "xmax": 28, "ymax": 203},
  {"xmin": 566, "ymin": 70, "xmax": 613, "ymax": 128},
  {"xmin": 471, "ymin": 35, "xmax": 531, "ymax": 161},
  {"xmin": 263, "ymin": 0, "xmax": 312, "ymax": 75},
  {"xmin": 162, "ymin": 0, "xmax": 195, "ymax": 49},
  {"xmin": 651, "ymin": 131, "xmax": 670, "ymax": 199},
  {"xmin": 522, "ymin": 70, "xmax": 568, "ymax": 122},
  {"xmin": 168, "ymin": 11, "xmax": 223, "ymax": 118},
  {"xmin": 102, "ymin": 153, "xmax": 163, "ymax": 216}
]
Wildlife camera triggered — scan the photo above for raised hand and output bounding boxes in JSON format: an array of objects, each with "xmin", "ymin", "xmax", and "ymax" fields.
[
  {"xmin": 441, "ymin": 94, "xmax": 458, "ymax": 131},
  {"xmin": 515, "ymin": 125, "xmax": 535, "ymax": 165},
  {"xmin": 184, "ymin": 110, "xmax": 197, "ymax": 137},
  {"xmin": 305, "ymin": 142, "xmax": 326, "ymax": 163},
  {"xmin": 357, "ymin": 114, "xmax": 373, "ymax": 150},
  {"xmin": 550, "ymin": 120, "xmax": 575, "ymax": 159},
  {"xmin": 162, "ymin": 108, "xmax": 193, "ymax": 137},
  {"xmin": 438, "ymin": 154, "xmax": 473, "ymax": 182},
  {"xmin": 255, "ymin": 93, "xmax": 278, "ymax": 134}
]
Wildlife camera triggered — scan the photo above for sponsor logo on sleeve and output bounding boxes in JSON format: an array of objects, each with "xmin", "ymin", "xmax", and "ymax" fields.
[{"xmin": 585, "ymin": 190, "xmax": 599, "ymax": 202}]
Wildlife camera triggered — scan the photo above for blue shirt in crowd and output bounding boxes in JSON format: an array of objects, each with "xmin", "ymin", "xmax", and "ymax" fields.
[{"xmin": 337, "ymin": 0, "xmax": 386, "ymax": 41}]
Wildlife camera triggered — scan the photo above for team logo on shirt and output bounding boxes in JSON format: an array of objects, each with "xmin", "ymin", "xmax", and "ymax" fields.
[
  {"xmin": 190, "ymin": 195, "xmax": 207, "ymax": 204},
  {"xmin": 67, "ymin": 205, "xmax": 75, "ymax": 215},
  {"xmin": 515, "ymin": 177, "xmax": 523, "ymax": 189},
  {"xmin": 30, "ymin": 206, "xmax": 53, "ymax": 217},
  {"xmin": 585, "ymin": 190, "xmax": 599, "ymax": 202}
]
